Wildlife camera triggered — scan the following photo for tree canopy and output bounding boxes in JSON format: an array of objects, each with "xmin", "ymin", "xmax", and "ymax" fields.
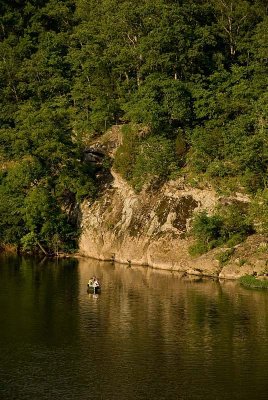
[{"xmin": 0, "ymin": 0, "xmax": 267, "ymax": 252}]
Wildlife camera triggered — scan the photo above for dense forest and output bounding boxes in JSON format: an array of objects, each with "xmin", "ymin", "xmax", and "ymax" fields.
[{"xmin": 0, "ymin": 0, "xmax": 267, "ymax": 254}]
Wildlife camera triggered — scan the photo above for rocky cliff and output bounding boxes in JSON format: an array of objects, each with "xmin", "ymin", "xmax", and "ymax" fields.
[{"xmin": 79, "ymin": 129, "xmax": 268, "ymax": 279}]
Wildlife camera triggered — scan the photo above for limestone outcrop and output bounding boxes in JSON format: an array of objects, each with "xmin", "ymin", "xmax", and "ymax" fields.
[
  {"xmin": 79, "ymin": 169, "xmax": 267, "ymax": 278},
  {"xmin": 79, "ymin": 126, "xmax": 267, "ymax": 279}
]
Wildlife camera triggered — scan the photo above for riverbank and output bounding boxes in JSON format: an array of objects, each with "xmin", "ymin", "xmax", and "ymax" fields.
[
  {"xmin": 0, "ymin": 244, "xmax": 18, "ymax": 254},
  {"xmin": 1, "ymin": 242, "xmax": 267, "ymax": 282},
  {"xmin": 79, "ymin": 169, "xmax": 268, "ymax": 280},
  {"xmin": 78, "ymin": 234, "xmax": 268, "ymax": 280},
  {"xmin": 77, "ymin": 128, "xmax": 267, "ymax": 280},
  {"xmin": 240, "ymin": 275, "xmax": 268, "ymax": 289}
]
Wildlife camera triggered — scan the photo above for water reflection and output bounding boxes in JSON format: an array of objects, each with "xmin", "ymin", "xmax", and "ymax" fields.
[
  {"xmin": 0, "ymin": 254, "xmax": 268, "ymax": 399},
  {"xmin": 78, "ymin": 259, "xmax": 268, "ymax": 400}
]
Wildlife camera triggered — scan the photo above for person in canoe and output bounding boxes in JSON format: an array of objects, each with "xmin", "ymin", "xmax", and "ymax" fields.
[{"xmin": 88, "ymin": 276, "xmax": 100, "ymax": 288}]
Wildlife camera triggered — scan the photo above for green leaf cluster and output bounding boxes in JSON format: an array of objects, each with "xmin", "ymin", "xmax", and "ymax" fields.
[
  {"xmin": 0, "ymin": 0, "xmax": 267, "ymax": 252},
  {"xmin": 0, "ymin": 0, "xmax": 97, "ymax": 253},
  {"xmin": 114, "ymin": 127, "xmax": 179, "ymax": 191},
  {"xmin": 240, "ymin": 275, "xmax": 268, "ymax": 290},
  {"xmin": 189, "ymin": 204, "xmax": 254, "ymax": 255}
]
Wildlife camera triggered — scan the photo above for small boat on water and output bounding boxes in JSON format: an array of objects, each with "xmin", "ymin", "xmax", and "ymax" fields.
[{"xmin": 87, "ymin": 277, "xmax": 101, "ymax": 293}]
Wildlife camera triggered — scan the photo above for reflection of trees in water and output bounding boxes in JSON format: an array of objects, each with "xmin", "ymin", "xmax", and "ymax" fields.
[
  {"xmin": 0, "ymin": 255, "xmax": 80, "ymax": 346},
  {"xmin": 2, "ymin": 255, "xmax": 266, "ymax": 399},
  {"xmin": 77, "ymin": 259, "xmax": 268, "ymax": 398},
  {"xmin": 78, "ymin": 258, "xmax": 268, "ymax": 365}
]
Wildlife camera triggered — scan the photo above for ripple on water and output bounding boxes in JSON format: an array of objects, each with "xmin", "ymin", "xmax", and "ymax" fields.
[{"xmin": 0, "ymin": 256, "xmax": 268, "ymax": 399}]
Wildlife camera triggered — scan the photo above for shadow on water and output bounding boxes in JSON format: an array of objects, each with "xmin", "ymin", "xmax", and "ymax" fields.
[{"xmin": 0, "ymin": 254, "xmax": 268, "ymax": 400}]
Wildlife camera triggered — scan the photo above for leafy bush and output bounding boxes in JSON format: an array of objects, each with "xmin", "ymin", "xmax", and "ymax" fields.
[
  {"xmin": 240, "ymin": 275, "xmax": 268, "ymax": 290},
  {"xmin": 191, "ymin": 211, "xmax": 223, "ymax": 245},
  {"xmin": 249, "ymin": 189, "xmax": 268, "ymax": 233},
  {"xmin": 225, "ymin": 233, "xmax": 245, "ymax": 247},
  {"xmin": 239, "ymin": 258, "xmax": 247, "ymax": 266},
  {"xmin": 114, "ymin": 126, "xmax": 180, "ymax": 191},
  {"xmin": 131, "ymin": 135, "xmax": 179, "ymax": 191},
  {"xmin": 189, "ymin": 204, "xmax": 254, "ymax": 255},
  {"xmin": 216, "ymin": 248, "xmax": 235, "ymax": 266},
  {"xmin": 188, "ymin": 242, "xmax": 208, "ymax": 256},
  {"xmin": 219, "ymin": 203, "xmax": 254, "ymax": 242},
  {"xmin": 113, "ymin": 125, "xmax": 140, "ymax": 181}
]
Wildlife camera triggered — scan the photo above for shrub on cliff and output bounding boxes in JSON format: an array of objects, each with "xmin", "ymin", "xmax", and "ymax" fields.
[
  {"xmin": 114, "ymin": 126, "xmax": 180, "ymax": 192},
  {"xmin": 113, "ymin": 125, "xmax": 141, "ymax": 181},
  {"xmin": 249, "ymin": 189, "xmax": 268, "ymax": 234},
  {"xmin": 131, "ymin": 135, "xmax": 179, "ymax": 191},
  {"xmin": 189, "ymin": 205, "xmax": 254, "ymax": 255}
]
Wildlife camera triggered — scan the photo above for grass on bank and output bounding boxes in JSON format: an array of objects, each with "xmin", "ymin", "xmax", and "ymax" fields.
[{"xmin": 239, "ymin": 275, "xmax": 268, "ymax": 290}]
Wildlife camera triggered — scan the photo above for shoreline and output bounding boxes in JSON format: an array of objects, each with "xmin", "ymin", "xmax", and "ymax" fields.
[
  {"xmin": 75, "ymin": 252, "xmax": 242, "ymax": 281},
  {"xmin": 2, "ymin": 246, "xmax": 267, "ymax": 282}
]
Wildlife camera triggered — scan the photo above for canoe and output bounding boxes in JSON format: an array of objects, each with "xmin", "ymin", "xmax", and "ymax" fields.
[{"xmin": 87, "ymin": 283, "xmax": 101, "ymax": 293}]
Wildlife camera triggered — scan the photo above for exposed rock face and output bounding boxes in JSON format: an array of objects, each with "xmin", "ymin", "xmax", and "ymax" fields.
[
  {"xmin": 79, "ymin": 127, "xmax": 267, "ymax": 279},
  {"xmin": 219, "ymin": 237, "xmax": 268, "ymax": 279},
  {"xmin": 79, "ymin": 170, "xmax": 267, "ymax": 278}
]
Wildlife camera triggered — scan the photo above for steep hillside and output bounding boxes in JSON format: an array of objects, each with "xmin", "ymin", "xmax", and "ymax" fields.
[
  {"xmin": 79, "ymin": 131, "xmax": 268, "ymax": 279},
  {"xmin": 0, "ymin": 1, "xmax": 267, "ymax": 256}
]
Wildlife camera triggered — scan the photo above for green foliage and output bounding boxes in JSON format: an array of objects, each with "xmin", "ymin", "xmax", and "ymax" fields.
[
  {"xmin": 0, "ymin": 0, "xmax": 267, "ymax": 252},
  {"xmin": 188, "ymin": 242, "xmax": 208, "ymax": 257},
  {"xmin": 239, "ymin": 258, "xmax": 247, "ymax": 266},
  {"xmin": 0, "ymin": 1, "xmax": 97, "ymax": 253},
  {"xmin": 113, "ymin": 125, "xmax": 141, "ymax": 181},
  {"xmin": 216, "ymin": 248, "xmax": 235, "ymax": 266},
  {"xmin": 191, "ymin": 211, "xmax": 223, "ymax": 246},
  {"xmin": 240, "ymin": 275, "xmax": 268, "ymax": 290},
  {"xmin": 219, "ymin": 203, "xmax": 254, "ymax": 243},
  {"xmin": 114, "ymin": 126, "xmax": 180, "ymax": 191},
  {"xmin": 124, "ymin": 75, "xmax": 191, "ymax": 134},
  {"xmin": 0, "ymin": 182, "xmax": 25, "ymax": 245},
  {"xmin": 175, "ymin": 129, "xmax": 187, "ymax": 159},
  {"xmin": 131, "ymin": 135, "xmax": 179, "ymax": 191},
  {"xmin": 189, "ymin": 204, "xmax": 254, "ymax": 255},
  {"xmin": 249, "ymin": 189, "xmax": 268, "ymax": 234},
  {"xmin": 190, "ymin": 61, "xmax": 268, "ymax": 193}
]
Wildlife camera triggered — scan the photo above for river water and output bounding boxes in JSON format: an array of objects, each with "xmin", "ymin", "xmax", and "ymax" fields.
[{"xmin": 0, "ymin": 254, "xmax": 268, "ymax": 400}]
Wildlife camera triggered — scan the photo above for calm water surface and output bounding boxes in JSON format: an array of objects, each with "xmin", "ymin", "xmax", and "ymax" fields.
[{"xmin": 0, "ymin": 254, "xmax": 268, "ymax": 400}]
